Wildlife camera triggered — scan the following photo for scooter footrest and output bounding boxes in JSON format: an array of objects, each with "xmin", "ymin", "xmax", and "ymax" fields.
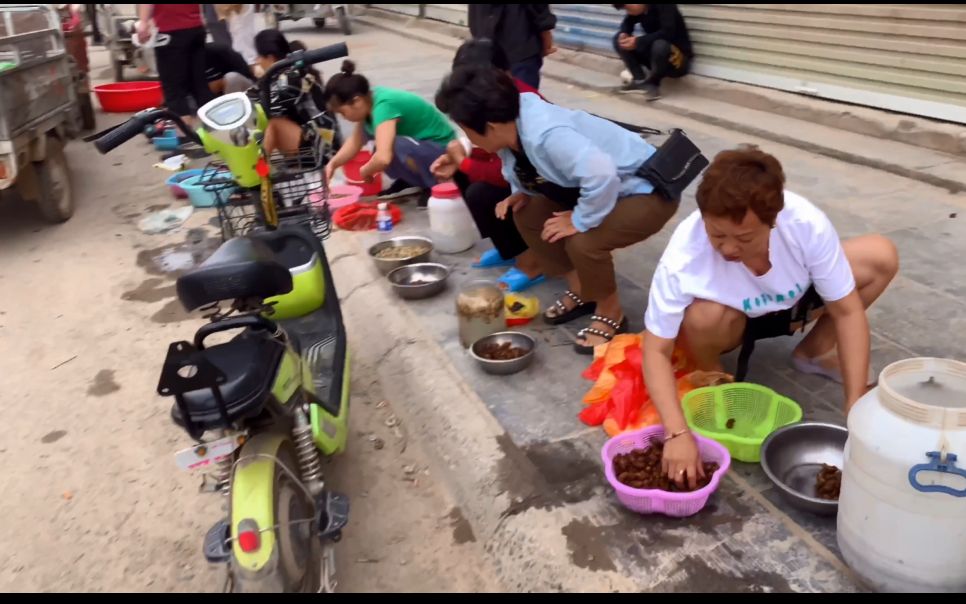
[
  {"xmin": 203, "ymin": 519, "xmax": 232, "ymax": 564},
  {"xmin": 317, "ymin": 491, "xmax": 349, "ymax": 542}
]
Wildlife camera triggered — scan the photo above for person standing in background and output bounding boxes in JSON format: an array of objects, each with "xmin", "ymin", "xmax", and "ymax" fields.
[
  {"xmin": 202, "ymin": 4, "xmax": 232, "ymax": 47},
  {"xmin": 612, "ymin": 4, "xmax": 692, "ymax": 101},
  {"xmin": 217, "ymin": 5, "xmax": 258, "ymax": 69},
  {"xmin": 137, "ymin": 4, "xmax": 214, "ymax": 122},
  {"xmin": 468, "ymin": 4, "xmax": 557, "ymax": 90}
]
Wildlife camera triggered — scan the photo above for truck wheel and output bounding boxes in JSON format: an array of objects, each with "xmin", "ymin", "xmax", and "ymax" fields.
[
  {"xmin": 113, "ymin": 56, "xmax": 124, "ymax": 82},
  {"xmin": 35, "ymin": 139, "xmax": 74, "ymax": 223},
  {"xmin": 336, "ymin": 7, "xmax": 350, "ymax": 35},
  {"xmin": 313, "ymin": 17, "xmax": 326, "ymax": 29},
  {"xmin": 79, "ymin": 93, "xmax": 96, "ymax": 131}
]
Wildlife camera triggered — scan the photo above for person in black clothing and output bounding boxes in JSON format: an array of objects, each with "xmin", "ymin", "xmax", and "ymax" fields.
[
  {"xmin": 468, "ymin": 4, "xmax": 557, "ymax": 90},
  {"xmin": 204, "ymin": 43, "xmax": 255, "ymax": 95},
  {"xmin": 612, "ymin": 4, "xmax": 692, "ymax": 101}
]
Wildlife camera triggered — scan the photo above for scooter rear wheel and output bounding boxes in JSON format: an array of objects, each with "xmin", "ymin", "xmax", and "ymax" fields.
[{"xmin": 231, "ymin": 445, "xmax": 322, "ymax": 593}]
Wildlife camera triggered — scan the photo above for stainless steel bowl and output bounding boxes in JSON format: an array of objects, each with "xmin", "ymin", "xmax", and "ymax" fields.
[
  {"xmin": 386, "ymin": 262, "xmax": 450, "ymax": 300},
  {"xmin": 368, "ymin": 236, "xmax": 434, "ymax": 275},
  {"xmin": 469, "ymin": 331, "xmax": 536, "ymax": 375},
  {"xmin": 760, "ymin": 421, "xmax": 848, "ymax": 516}
]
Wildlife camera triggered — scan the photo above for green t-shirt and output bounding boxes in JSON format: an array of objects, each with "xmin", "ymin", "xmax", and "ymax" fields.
[{"xmin": 365, "ymin": 86, "xmax": 455, "ymax": 146}]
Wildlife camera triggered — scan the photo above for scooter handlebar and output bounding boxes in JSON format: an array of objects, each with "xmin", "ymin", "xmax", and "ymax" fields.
[
  {"xmin": 93, "ymin": 109, "xmax": 202, "ymax": 154},
  {"xmin": 259, "ymin": 42, "xmax": 349, "ymax": 111}
]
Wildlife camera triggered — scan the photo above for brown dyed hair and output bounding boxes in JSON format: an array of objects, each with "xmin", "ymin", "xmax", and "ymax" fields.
[{"xmin": 696, "ymin": 146, "xmax": 786, "ymax": 226}]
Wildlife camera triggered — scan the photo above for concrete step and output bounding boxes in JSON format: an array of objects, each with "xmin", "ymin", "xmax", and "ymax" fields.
[{"xmin": 356, "ymin": 8, "xmax": 966, "ymax": 193}]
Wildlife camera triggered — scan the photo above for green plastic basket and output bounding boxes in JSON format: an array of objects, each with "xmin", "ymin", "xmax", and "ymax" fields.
[{"xmin": 681, "ymin": 384, "xmax": 802, "ymax": 463}]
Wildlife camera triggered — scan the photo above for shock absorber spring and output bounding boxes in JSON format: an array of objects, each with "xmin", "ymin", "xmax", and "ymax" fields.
[
  {"xmin": 213, "ymin": 453, "xmax": 233, "ymax": 496},
  {"xmin": 293, "ymin": 410, "xmax": 324, "ymax": 496}
]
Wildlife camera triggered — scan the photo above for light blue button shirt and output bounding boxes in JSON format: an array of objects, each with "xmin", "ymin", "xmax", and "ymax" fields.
[{"xmin": 497, "ymin": 93, "xmax": 657, "ymax": 232}]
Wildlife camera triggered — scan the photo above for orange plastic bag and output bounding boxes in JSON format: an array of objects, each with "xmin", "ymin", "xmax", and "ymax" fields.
[{"xmin": 578, "ymin": 333, "xmax": 700, "ymax": 437}]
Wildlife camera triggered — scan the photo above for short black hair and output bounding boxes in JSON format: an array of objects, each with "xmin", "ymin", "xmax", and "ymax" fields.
[
  {"xmin": 435, "ymin": 67, "xmax": 520, "ymax": 135},
  {"xmin": 452, "ymin": 38, "xmax": 510, "ymax": 72},
  {"xmin": 612, "ymin": 4, "xmax": 626, "ymax": 9},
  {"xmin": 255, "ymin": 29, "xmax": 291, "ymax": 60}
]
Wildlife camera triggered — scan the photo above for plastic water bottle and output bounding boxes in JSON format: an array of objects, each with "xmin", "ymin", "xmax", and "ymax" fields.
[{"xmin": 376, "ymin": 202, "xmax": 393, "ymax": 234}]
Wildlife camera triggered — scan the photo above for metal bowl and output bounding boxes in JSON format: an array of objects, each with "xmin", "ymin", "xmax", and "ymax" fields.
[
  {"xmin": 469, "ymin": 331, "xmax": 536, "ymax": 376},
  {"xmin": 760, "ymin": 422, "xmax": 848, "ymax": 516},
  {"xmin": 368, "ymin": 236, "xmax": 434, "ymax": 275},
  {"xmin": 386, "ymin": 263, "xmax": 450, "ymax": 300}
]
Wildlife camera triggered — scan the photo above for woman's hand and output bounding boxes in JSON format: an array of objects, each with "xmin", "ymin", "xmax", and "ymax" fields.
[
  {"xmin": 135, "ymin": 20, "xmax": 151, "ymax": 44},
  {"xmin": 618, "ymin": 33, "xmax": 637, "ymax": 51},
  {"xmin": 541, "ymin": 211, "xmax": 578, "ymax": 243},
  {"xmin": 661, "ymin": 432, "xmax": 705, "ymax": 490},
  {"xmin": 431, "ymin": 153, "xmax": 458, "ymax": 181},
  {"xmin": 495, "ymin": 192, "xmax": 530, "ymax": 220},
  {"xmin": 324, "ymin": 162, "xmax": 336, "ymax": 184}
]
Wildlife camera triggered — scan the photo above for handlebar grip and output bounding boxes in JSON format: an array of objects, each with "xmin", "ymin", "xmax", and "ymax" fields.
[
  {"xmin": 300, "ymin": 42, "xmax": 349, "ymax": 66},
  {"xmin": 94, "ymin": 115, "xmax": 149, "ymax": 154}
]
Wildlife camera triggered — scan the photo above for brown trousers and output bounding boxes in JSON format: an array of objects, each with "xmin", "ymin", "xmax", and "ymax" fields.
[{"xmin": 513, "ymin": 194, "xmax": 678, "ymax": 301}]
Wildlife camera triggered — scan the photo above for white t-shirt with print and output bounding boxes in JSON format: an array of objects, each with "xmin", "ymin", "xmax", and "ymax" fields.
[{"xmin": 644, "ymin": 191, "xmax": 856, "ymax": 340}]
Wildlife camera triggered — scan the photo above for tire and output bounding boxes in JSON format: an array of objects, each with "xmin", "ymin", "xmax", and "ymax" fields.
[
  {"xmin": 336, "ymin": 8, "xmax": 350, "ymax": 36},
  {"xmin": 313, "ymin": 17, "xmax": 326, "ymax": 29},
  {"xmin": 112, "ymin": 56, "xmax": 124, "ymax": 82},
  {"xmin": 232, "ymin": 445, "xmax": 320, "ymax": 593},
  {"xmin": 78, "ymin": 93, "xmax": 96, "ymax": 131},
  {"xmin": 35, "ymin": 138, "xmax": 74, "ymax": 223}
]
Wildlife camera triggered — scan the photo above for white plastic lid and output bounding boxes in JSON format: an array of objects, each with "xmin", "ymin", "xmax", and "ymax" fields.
[{"xmin": 879, "ymin": 358, "xmax": 966, "ymax": 428}]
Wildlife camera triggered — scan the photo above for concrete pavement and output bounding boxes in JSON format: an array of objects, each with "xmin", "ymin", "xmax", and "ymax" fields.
[{"xmin": 317, "ymin": 23, "xmax": 966, "ymax": 592}]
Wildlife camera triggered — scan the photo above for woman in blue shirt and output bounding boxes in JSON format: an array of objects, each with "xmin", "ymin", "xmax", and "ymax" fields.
[{"xmin": 436, "ymin": 67, "xmax": 678, "ymax": 354}]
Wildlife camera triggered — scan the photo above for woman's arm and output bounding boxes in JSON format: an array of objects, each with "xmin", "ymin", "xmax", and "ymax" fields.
[
  {"xmin": 824, "ymin": 290, "xmax": 871, "ymax": 412},
  {"xmin": 537, "ymin": 127, "xmax": 622, "ymax": 232},
  {"xmin": 643, "ymin": 331, "xmax": 703, "ymax": 489},
  {"xmin": 361, "ymin": 119, "xmax": 397, "ymax": 180},
  {"xmin": 325, "ymin": 123, "xmax": 364, "ymax": 182}
]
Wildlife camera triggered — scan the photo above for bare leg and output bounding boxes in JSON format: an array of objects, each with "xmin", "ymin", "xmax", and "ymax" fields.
[
  {"xmin": 680, "ymin": 299, "xmax": 747, "ymax": 372},
  {"xmin": 514, "ymin": 249, "xmax": 542, "ymax": 279},
  {"xmin": 794, "ymin": 235, "xmax": 899, "ymax": 364},
  {"xmin": 262, "ymin": 118, "xmax": 304, "ymax": 156},
  {"xmin": 576, "ymin": 290, "xmax": 625, "ymax": 347},
  {"xmin": 544, "ymin": 270, "xmax": 583, "ymax": 320}
]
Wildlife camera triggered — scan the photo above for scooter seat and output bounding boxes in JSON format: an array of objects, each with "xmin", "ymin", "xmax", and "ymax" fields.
[
  {"xmin": 177, "ymin": 237, "xmax": 293, "ymax": 311},
  {"xmin": 171, "ymin": 329, "xmax": 284, "ymax": 430}
]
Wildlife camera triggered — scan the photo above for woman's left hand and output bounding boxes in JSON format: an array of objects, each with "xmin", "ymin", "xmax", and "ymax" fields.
[{"xmin": 542, "ymin": 211, "xmax": 578, "ymax": 243}]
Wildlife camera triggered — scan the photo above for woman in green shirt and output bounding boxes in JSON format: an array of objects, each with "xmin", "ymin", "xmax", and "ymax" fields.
[{"xmin": 324, "ymin": 61, "xmax": 456, "ymax": 195}]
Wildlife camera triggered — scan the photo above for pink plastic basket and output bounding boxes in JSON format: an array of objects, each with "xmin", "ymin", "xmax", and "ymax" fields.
[{"xmin": 602, "ymin": 425, "xmax": 731, "ymax": 517}]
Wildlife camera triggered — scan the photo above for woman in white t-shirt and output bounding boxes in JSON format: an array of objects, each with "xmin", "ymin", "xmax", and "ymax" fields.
[{"xmin": 643, "ymin": 147, "xmax": 898, "ymax": 489}]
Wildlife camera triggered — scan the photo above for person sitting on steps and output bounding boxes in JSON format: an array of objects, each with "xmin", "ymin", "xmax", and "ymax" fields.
[{"xmin": 612, "ymin": 4, "xmax": 692, "ymax": 101}]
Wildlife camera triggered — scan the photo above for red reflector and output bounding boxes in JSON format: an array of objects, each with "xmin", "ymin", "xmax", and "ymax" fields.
[
  {"xmin": 255, "ymin": 157, "xmax": 270, "ymax": 178},
  {"xmin": 238, "ymin": 530, "xmax": 260, "ymax": 553}
]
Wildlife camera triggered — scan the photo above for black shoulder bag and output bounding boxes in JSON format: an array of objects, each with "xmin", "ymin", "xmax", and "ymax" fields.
[{"xmin": 635, "ymin": 128, "xmax": 709, "ymax": 202}]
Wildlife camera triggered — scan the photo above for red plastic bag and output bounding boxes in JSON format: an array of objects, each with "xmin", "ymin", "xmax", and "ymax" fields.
[{"xmin": 333, "ymin": 201, "xmax": 403, "ymax": 231}]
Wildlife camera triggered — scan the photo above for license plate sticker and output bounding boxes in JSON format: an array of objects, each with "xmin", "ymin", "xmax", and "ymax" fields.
[{"xmin": 175, "ymin": 433, "xmax": 246, "ymax": 471}]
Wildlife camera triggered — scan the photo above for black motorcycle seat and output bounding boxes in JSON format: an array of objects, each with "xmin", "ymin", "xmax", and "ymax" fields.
[
  {"xmin": 171, "ymin": 329, "xmax": 285, "ymax": 430},
  {"xmin": 177, "ymin": 237, "xmax": 294, "ymax": 311}
]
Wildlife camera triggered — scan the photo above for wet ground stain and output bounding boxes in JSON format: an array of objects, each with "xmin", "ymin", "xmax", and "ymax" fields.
[
  {"xmin": 122, "ymin": 278, "xmax": 178, "ymax": 303},
  {"xmin": 649, "ymin": 554, "xmax": 794, "ymax": 593},
  {"xmin": 494, "ymin": 434, "xmax": 607, "ymax": 518},
  {"xmin": 561, "ymin": 518, "xmax": 617, "ymax": 572},
  {"xmin": 40, "ymin": 430, "xmax": 67, "ymax": 444},
  {"xmin": 136, "ymin": 228, "xmax": 219, "ymax": 278},
  {"xmin": 87, "ymin": 369, "xmax": 120, "ymax": 396},
  {"xmin": 448, "ymin": 507, "xmax": 476, "ymax": 545}
]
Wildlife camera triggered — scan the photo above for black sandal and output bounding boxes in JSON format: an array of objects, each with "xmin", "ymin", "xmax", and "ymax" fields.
[
  {"xmin": 574, "ymin": 315, "xmax": 629, "ymax": 355},
  {"xmin": 543, "ymin": 290, "xmax": 596, "ymax": 326}
]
